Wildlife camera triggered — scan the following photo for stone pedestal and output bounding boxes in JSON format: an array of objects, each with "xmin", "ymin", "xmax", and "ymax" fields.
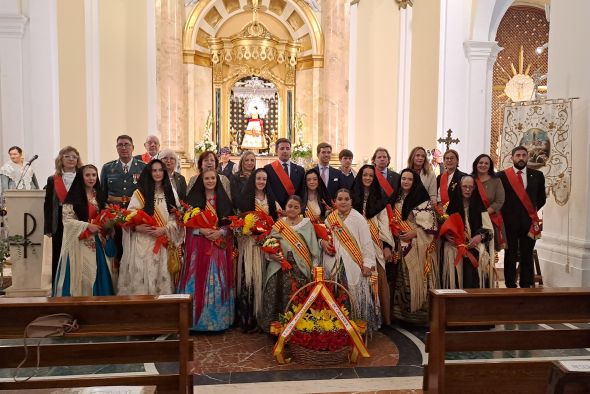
[{"xmin": 3, "ymin": 190, "xmax": 51, "ymax": 297}]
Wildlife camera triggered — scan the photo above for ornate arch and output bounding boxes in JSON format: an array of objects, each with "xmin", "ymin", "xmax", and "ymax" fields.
[{"xmin": 183, "ymin": 0, "xmax": 324, "ymax": 70}]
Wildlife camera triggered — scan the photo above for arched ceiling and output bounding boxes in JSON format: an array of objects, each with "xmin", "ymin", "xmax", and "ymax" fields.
[{"xmin": 183, "ymin": 0, "xmax": 324, "ymax": 69}]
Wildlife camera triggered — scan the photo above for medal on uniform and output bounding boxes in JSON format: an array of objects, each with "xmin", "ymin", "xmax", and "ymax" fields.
[{"xmin": 133, "ymin": 173, "xmax": 140, "ymax": 184}]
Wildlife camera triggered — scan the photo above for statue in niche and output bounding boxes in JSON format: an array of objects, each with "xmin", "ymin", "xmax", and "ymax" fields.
[{"xmin": 241, "ymin": 105, "xmax": 267, "ymax": 152}]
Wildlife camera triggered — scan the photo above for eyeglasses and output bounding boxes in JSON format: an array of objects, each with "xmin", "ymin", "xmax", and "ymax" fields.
[
  {"xmin": 461, "ymin": 185, "xmax": 474, "ymax": 190},
  {"xmin": 117, "ymin": 143, "xmax": 132, "ymax": 148},
  {"xmin": 63, "ymin": 155, "xmax": 78, "ymax": 160}
]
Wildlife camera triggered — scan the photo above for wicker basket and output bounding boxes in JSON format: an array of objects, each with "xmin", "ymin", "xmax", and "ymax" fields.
[
  {"xmin": 283, "ymin": 280, "xmax": 361, "ymax": 365},
  {"xmin": 289, "ymin": 343, "xmax": 351, "ymax": 365}
]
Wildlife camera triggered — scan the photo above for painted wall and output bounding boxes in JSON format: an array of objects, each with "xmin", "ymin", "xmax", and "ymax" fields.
[
  {"xmin": 538, "ymin": 0, "xmax": 590, "ymax": 286},
  {"xmin": 56, "ymin": 0, "xmax": 87, "ymax": 161},
  {"xmin": 407, "ymin": 0, "xmax": 440, "ymax": 152},
  {"xmin": 354, "ymin": 0, "xmax": 400, "ymax": 166},
  {"xmin": 98, "ymin": 0, "xmax": 148, "ymax": 162}
]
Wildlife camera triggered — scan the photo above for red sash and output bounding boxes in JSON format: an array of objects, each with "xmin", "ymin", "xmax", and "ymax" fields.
[
  {"xmin": 476, "ymin": 178, "xmax": 506, "ymax": 247},
  {"xmin": 54, "ymin": 176, "xmax": 68, "ymax": 204},
  {"xmin": 439, "ymin": 172, "xmax": 449, "ymax": 205},
  {"xmin": 375, "ymin": 169, "xmax": 394, "ymax": 197},
  {"xmin": 271, "ymin": 161, "xmax": 295, "ymax": 196},
  {"xmin": 141, "ymin": 152, "xmax": 152, "ymax": 163},
  {"xmin": 88, "ymin": 202, "xmax": 98, "ymax": 220},
  {"xmin": 505, "ymin": 168, "xmax": 542, "ymax": 239}
]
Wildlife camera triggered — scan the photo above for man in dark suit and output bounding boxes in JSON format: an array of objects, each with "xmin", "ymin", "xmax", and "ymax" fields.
[
  {"xmin": 315, "ymin": 142, "xmax": 342, "ymax": 201},
  {"xmin": 436, "ymin": 149, "xmax": 465, "ymax": 205},
  {"xmin": 134, "ymin": 135, "xmax": 160, "ymax": 163},
  {"xmin": 499, "ymin": 146, "xmax": 546, "ymax": 288},
  {"xmin": 371, "ymin": 147, "xmax": 400, "ymax": 198},
  {"xmin": 217, "ymin": 147, "xmax": 236, "ymax": 178},
  {"xmin": 264, "ymin": 138, "xmax": 304, "ymax": 209}
]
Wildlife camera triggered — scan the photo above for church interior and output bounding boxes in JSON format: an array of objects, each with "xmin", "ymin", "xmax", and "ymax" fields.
[{"xmin": 1, "ymin": 0, "xmax": 590, "ymax": 392}]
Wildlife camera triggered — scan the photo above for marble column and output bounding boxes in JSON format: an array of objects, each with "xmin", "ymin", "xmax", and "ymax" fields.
[
  {"xmin": 319, "ymin": 0, "xmax": 350, "ymax": 152},
  {"xmin": 156, "ymin": 0, "xmax": 187, "ymax": 153},
  {"xmin": 463, "ymin": 41, "xmax": 502, "ymax": 160}
]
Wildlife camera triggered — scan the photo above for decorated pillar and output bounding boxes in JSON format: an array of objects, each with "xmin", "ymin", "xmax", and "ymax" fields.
[
  {"xmin": 320, "ymin": 0, "xmax": 350, "ymax": 151},
  {"xmin": 463, "ymin": 41, "xmax": 502, "ymax": 162},
  {"xmin": 156, "ymin": 0, "xmax": 187, "ymax": 153}
]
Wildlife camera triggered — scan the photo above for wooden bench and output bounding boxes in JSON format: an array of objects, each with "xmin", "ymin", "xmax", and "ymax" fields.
[
  {"xmin": 0, "ymin": 295, "xmax": 194, "ymax": 393},
  {"xmin": 423, "ymin": 288, "xmax": 590, "ymax": 394}
]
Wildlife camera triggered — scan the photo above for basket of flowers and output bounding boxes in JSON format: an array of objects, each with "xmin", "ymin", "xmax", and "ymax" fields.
[{"xmin": 270, "ymin": 267, "xmax": 369, "ymax": 365}]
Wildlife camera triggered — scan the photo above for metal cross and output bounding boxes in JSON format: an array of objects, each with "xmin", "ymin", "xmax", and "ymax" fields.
[{"xmin": 437, "ymin": 129, "xmax": 460, "ymax": 151}]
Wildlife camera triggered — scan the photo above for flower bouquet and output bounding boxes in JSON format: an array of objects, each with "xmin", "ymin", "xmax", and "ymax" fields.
[
  {"xmin": 179, "ymin": 205, "xmax": 226, "ymax": 249},
  {"xmin": 433, "ymin": 202, "xmax": 449, "ymax": 226},
  {"xmin": 122, "ymin": 209, "xmax": 168, "ymax": 253},
  {"xmin": 228, "ymin": 210, "xmax": 274, "ymax": 243},
  {"xmin": 261, "ymin": 236, "xmax": 291, "ymax": 271},
  {"xmin": 271, "ymin": 268, "xmax": 369, "ymax": 365},
  {"xmin": 79, "ymin": 204, "xmax": 129, "ymax": 240},
  {"xmin": 313, "ymin": 223, "xmax": 336, "ymax": 255}
]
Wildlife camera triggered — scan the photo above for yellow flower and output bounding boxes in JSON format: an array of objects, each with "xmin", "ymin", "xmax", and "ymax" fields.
[
  {"xmin": 292, "ymin": 304, "xmax": 302, "ymax": 314},
  {"xmin": 318, "ymin": 319, "xmax": 335, "ymax": 331},
  {"xmin": 125, "ymin": 211, "xmax": 137, "ymax": 221},
  {"xmin": 335, "ymin": 320, "xmax": 344, "ymax": 330},
  {"xmin": 243, "ymin": 213, "xmax": 256, "ymax": 235},
  {"xmin": 296, "ymin": 318, "xmax": 315, "ymax": 332},
  {"xmin": 340, "ymin": 306, "xmax": 350, "ymax": 317}
]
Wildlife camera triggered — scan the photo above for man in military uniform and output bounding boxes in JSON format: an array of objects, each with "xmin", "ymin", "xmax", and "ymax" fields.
[
  {"xmin": 100, "ymin": 134, "xmax": 146, "ymax": 207},
  {"xmin": 100, "ymin": 135, "xmax": 146, "ymax": 264}
]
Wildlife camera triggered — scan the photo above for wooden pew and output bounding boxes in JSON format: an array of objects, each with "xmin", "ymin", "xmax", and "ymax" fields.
[
  {"xmin": 423, "ymin": 288, "xmax": 590, "ymax": 394},
  {"xmin": 0, "ymin": 295, "xmax": 193, "ymax": 393}
]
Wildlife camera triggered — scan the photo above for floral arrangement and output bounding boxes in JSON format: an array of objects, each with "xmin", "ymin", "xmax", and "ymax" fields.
[
  {"xmin": 272, "ymin": 281, "xmax": 367, "ymax": 353},
  {"xmin": 313, "ymin": 223, "xmax": 335, "ymax": 255},
  {"xmin": 292, "ymin": 140, "xmax": 312, "ymax": 159},
  {"xmin": 122, "ymin": 210, "xmax": 168, "ymax": 253},
  {"xmin": 228, "ymin": 210, "xmax": 274, "ymax": 243},
  {"xmin": 174, "ymin": 201, "xmax": 225, "ymax": 248},
  {"xmin": 433, "ymin": 202, "xmax": 449, "ymax": 226},
  {"xmin": 79, "ymin": 204, "xmax": 129, "ymax": 240},
  {"xmin": 195, "ymin": 111, "xmax": 217, "ymax": 154},
  {"xmin": 261, "ymin": 237, "xmax": 291, "ymax": 271}
]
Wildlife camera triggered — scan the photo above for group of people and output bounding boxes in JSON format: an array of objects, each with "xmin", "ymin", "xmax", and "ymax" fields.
[{"xmin": 38, "ymin": 133, "xmax": 545, "ymax": 335}]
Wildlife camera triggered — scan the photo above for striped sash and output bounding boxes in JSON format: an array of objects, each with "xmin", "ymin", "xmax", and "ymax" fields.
[
  {"xmin": 326, "ymin": 211, "xmax": 364, "ymax": 269},
  {"xmin": 367, "ymin": 217, "xmax": 383, "ymax": 248},
  {"xmin": 274, "ymin": 220, "xmax": 313, "ymax": 268},
  {"xmin": 305, "ymin": 205, "xmax": 321, "ymax": 224},
  {"xmin": 391, "ymin": 206, "xmax": 413, "ymax": 235},
  {"xmin": 255, "ymin": 202, "xmax": 268, "ymax": 214},
  {"xmin": 135, "ymin": 191, "xmax": 166, "ymax": 227}
]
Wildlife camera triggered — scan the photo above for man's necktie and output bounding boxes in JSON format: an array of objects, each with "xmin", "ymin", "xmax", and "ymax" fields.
[
  {"xmin": 123, "ymin": 164, "xmax": 129, "ymax": 174},
  {"xmin": 282, "ymin": 162, "xmax": 289, "ymax": 176},
  {"xmin": 321, "ymin": 167, "xmax": 328, "ymax": 185},
  {"xmin": 517, "ymin": 170, "xmax": 524, "ymax": 187}
]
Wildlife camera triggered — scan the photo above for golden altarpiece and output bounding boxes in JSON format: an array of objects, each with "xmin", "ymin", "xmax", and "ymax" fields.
[{"xmin": 183, "ymin": 0, "xmax": 325, "ymax": 158}]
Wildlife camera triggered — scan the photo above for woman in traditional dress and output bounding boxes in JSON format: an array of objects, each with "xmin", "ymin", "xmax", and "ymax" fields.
[
  {"xmin": 188, "ymin": 151, "xmax": 232, "ymax": 200},
  {"xmin": 234, "ymin": 168, "xmax": 278, "ymax": 332},
  {"xmin": 44, "ymin": 146, "xmax": 83, "ymax": 283},
  {"xmin": 118, "ymin": 159, "xmax": 181, "ymax": 295},
  {"xmin": 407, "ymin": 147, "xmax": 437, "ymax": 203},
  {"xmin": 351, "ymin": 164, "xmax": 395, "ymax": 325},
  {"xmin": 259, "ymin": 195, "xmax": 321, "ymax": 333},
  {"xmin": 324, "ymin": 188, "xmax": 381, "ymax": 334},
  {"xmin": 0, "ymin": 146, "xmax": 39, "ymax": 191},
  {"xmin": 301, "ymin": 168, "xmax": 331, "ymax": 223},
  {"xmin": 391, "ymin": 168, "xmax": 438, "ymax": 324},
  {"xmin": 160, "ymin": 148, "xmax": 187, "ymax": 203},
  {"xmin": 442, "ymin": 175, "xmax": 495, "ymax": 288},
  {"xmin": 53, "ymin": 165, "xmax": 114, "ymax": 296},
  {"xmin": 230, "ymin": 151, "xmax": 256, "ymax": 208},
  {"xmin": 179, "ymin": 169, "xmax": 234, "ymax": 331},
  {"xmin": 472, "ymin": 154, "xmax": 506, "ymax": 251}
]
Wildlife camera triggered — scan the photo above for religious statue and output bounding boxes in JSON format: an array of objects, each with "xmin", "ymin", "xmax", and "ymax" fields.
[{"xmin": 241, "ymin": 106, "xmax": 266, "ymax": 151}]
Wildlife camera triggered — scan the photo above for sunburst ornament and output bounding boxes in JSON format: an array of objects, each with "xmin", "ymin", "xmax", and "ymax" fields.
[{"xmin": 494, "ymin": 46, "xmax": 536, "ymax": 102}]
